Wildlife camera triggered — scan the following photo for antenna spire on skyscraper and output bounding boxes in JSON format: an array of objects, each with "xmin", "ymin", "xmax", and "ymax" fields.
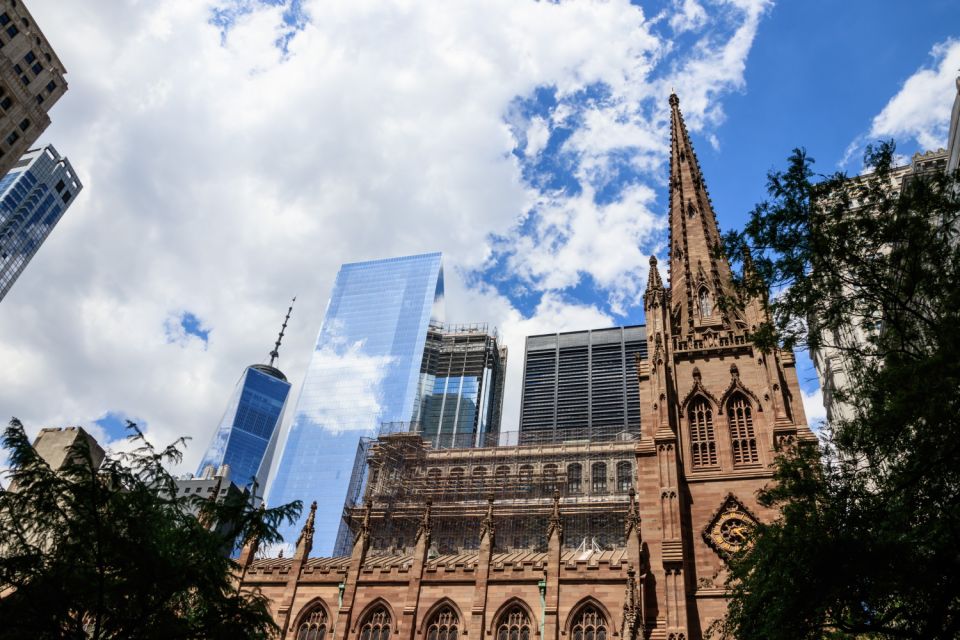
[{"xmin": 268, "ymin": 297, "xmax": 295, "ymax": 367}]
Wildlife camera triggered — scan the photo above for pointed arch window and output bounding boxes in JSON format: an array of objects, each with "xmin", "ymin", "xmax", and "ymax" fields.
[
  {"xmin": 360, "ymin": 606, "xmax": 391, "ymax": 640},
  {"xmin": 496, "ymin": 604, "xmax": 532, "ymax": 640},
  {"xmin": 296, "ymin": 604, "xmax": 328, "ymax": 640},
  {"xmin": 688, "ymin": 398, "xmax": 718, "ymax": 468},
  {"xmin": 698, "ymin": 287, "xmax": 713, "ymax": 318},
  {"xmin": 571, "ymin": 604, "xmax": 608, "ymax": 640},
  {"xmin": 728, "ymin": 394, "xmax": 759, "ymax": 465},
  {"xmin": 426, "ymin": 605, "xmax": 459, "ymax": 640}
]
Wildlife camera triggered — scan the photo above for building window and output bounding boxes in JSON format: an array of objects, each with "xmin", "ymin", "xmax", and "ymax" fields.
[
  {"xmin": 46, "ymin": 80, "xmax": 56, "ymax": 93},
  {"xmin": 425, "ymin": 605, "xmax": 459, "ymax": 640},
  {"xmin": 427, "ymin": 468, "xmax": 441, "ymax": 487},
  {"xmin": 6, "ymin": 25, "xmax": 17, "ymax": 38},
  {"xmin": 0, "ymin": 96, "xmax": 11, "ymax": 110},
  {"xmin": 519, "ymin": 464, "xmax": 533, "ymax": 492},
  {"xmin": 0, "ymin": 13, "xmax": 9, "ymax": 26},
  {"xmin": 567, "ymin": 463, "xmax": 582, "ymax": 494},
  {"xmin": 728, "ymin": 394, "xmax": 759, "ymax": 465},
  {"xmin": 359, "ymin": 606, "xmax": 391, "ymax": 640},
  {"xmin": 616, "ymin": 461, "xmax": 632, "ymax": 493},
  {"xmin": 494, "ymin": 465, "xmax": 510, "ymax": 494},
  {"xmin": 297, "ymin": 606, "xmax": 329, "ymax": 640},
  {"xmin": 12, "ymin": 63, "xmax": 20, "ymax": 74},
  {"xmin": 471, "ymin": 466, "xmax": 487, "ymax": 490},
  {"xmin": 496, "ymin": 605, "xmax": 532, "ymax": 640},
  {"xmin": 449, "ymin": 467, "xmax": 465, "ymax": 493},
  {"xmin": 688, "ymin": 397, "xmax": 718, "ymax": 468},
  {"xmin": 18, "ymin": 118, "xmax": 29, "ymax": 131},
  {"xmin": 23, "ymin": 50, "xmax": 33, "ymax": 63},
  {"xmin": 542, "ymin": 463, "xmax": 557, "ymax": 495},
  {"xmin": 5, "ymin": 131, "xmax": 17, "ymax": 146},
  {"xmin": 698, "ymin": 287, "xmax": 712, "ymax": 317},
  {"xmin": 591, "ymin": 462, "xmax": 607, "ymax": 494},
  {"xmin": 62, "ymin": 191, "xmax": 71, "ymax": 204},
  {"xmin": 30, "ymin": 62, "xmax": 40, "ymax": 75},
  {"xmin": 571, "ymin": 604, "xmax": 607, "ymax": 640}
]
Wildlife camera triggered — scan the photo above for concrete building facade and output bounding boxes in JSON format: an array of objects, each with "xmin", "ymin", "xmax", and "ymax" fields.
[{"xmin": 0, "ymin": 0, "xmax": 68, "ymax": 178}]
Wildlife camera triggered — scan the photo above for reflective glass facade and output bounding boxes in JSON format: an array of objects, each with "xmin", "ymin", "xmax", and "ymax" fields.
[
  {"xmin": 267, "ymin": 253, "xmax": 444, "ymax": 555},
  {"xmin": 197, "ymin": 364, "xmax": 291, "ymax": 492},
  {"xmin": 0, "ymin": 145, "xmax": 81, "ymax": 302},
  {"xmin": 414, "ymin": 323, "xmax": 506, "ymax": 448}
]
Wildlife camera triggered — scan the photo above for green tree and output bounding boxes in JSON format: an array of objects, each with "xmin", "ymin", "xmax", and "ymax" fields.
[
  {"xmin": 0, "ymin": 418, "xmax": 301, "ymax": 639},
  {"xmin": 713, "ymin": 143, "xmax": 960, "ymax": 639}
]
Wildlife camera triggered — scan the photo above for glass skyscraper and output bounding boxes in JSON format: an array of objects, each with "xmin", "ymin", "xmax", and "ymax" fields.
[
  {"xmin": 196, "ymin": 364, "xmax": 291, "ymax": 492},
  {"xmin": 267, "ymin": 252, "xmax": 445, "ymax": 555},
  {"xmin": 415, "ymin": 323, "xmax": 506, "ymax": 449},
  {"xmin": 197, "ymin": 303, "xmax": 295, "ymax": 494},
  {"xmin": 0, "ymin": 145, "xmax": 81, "ymax": 302}
]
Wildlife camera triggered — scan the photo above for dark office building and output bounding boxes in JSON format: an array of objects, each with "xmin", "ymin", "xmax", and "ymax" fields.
[
  {"xmin": 519, "ymin": 325, "xmax": 646, "ymax": 444},
  {"xmin": 413, "ymin": 323, "xmax": 507, "ymax": 448}
]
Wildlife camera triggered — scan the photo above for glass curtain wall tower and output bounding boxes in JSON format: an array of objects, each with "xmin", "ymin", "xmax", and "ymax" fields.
[
  {"xmin": 196, "ymin": 302, "xmax": 295, "ymax": 493},
  {"xmin": 0, "ymin": 145, "xmax": 80, "ymax": 302},
  {"xmin": 267, "ymin": 253, "xmax": 444, "ymax": 555},
  {"xmin": 413, "ymin": 323, "xmax": 507, "ymax": 449}
]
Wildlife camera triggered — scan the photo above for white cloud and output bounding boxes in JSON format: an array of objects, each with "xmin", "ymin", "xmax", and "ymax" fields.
[
  {"xmin": 1, "ymin": 0, "xmax": 771, "ymax": 476},
  {"xmin": 669, "ymin": 0, "xmax": 708, "ymax": 34},
  {"xmin": 524, "ymin": 116, "xmax": 550, "ymax": 158},
  {"xmin": 870, "ymin": 39, "xmax": 960, "ymax": 151},
  {"xmin": 801, "ymin": 386, "xmax": 827, "ymax": 432}
]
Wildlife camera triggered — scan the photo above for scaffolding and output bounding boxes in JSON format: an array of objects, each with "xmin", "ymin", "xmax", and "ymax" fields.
[{"xmin": 343, "ymin": 426, "xmax": 637, "ymax": 556}]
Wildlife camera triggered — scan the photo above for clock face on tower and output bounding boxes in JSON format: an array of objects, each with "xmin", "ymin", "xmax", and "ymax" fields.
[
  {"xmin": 708, "ymin": 511, "xmax": 753, "ymax": 555},
  {"xmin": 703, "ymin": 494, "xmax": 760, "ymax": 560}
]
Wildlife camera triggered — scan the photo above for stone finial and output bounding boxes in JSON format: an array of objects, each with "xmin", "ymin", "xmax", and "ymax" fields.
[
  {"xmin": 354, "ymin": 499, "xmax": 373, "ymax": 547},
  {"xmin": 625, "ymin": 488, "xmax": 641, "ymax": 539},
  {"xmin": 415, "ymin": 498, "xmax": 433, "ymax": 545},
  {"xmin": 546, "ymin": 490, "xmax": 563, "ymax": 542},
  {"xmin": 295, "ymin": 500, "xmax": 317, "ymax": 551},
  {"xmin": 479, "ymin": 496, "xmax": 495, "ymax": 544},
  {"xmin": 646, "ymin": 255, "xmax": 663, "ymax": 291}
]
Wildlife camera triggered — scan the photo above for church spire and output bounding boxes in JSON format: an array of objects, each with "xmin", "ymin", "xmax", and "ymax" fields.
[
  {"xmin": 667, "ymin": 93, "xmax": 741, "ymax": 337},
  {"xmin": 268, "ymin": 297, "xmax": 295, "ymax": 368}
]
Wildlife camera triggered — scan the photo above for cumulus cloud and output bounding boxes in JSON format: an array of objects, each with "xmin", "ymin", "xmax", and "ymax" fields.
[
  {"xmin": 870, "ymin": 39, "xmax": 960, "ymax": 151},
  {"xmin": 801, "ymin": 386, "xmax": 827, "ymax": 433},
  {"xmin": 1, "ymin": 0, "xmax": 772, "ymax": 474}
]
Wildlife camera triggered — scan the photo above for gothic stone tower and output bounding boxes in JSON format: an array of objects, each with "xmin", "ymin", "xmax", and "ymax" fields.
[{"xmin": 635, "ymin": 94, "xmax": 816, "ymax": 639}]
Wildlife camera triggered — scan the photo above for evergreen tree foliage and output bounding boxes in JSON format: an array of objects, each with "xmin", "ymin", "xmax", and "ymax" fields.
[
  {"xmin": 0, "ymin": 419, "xmax": 301, "ymax": 639},
  {"xmin": 715, "ymin": 143, "xmax": 960, "ymax": 639}
]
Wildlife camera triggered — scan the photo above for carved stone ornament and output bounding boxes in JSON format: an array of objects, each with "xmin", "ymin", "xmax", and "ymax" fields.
[{"xmin": 702, "ymin": 494, "xmax": 760, "ymax": 561}]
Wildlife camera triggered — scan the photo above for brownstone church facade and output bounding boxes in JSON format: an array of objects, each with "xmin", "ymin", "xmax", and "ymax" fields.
[{"xmin": 236, "ymin": 94, "xmax": 815, "ymax": 640}]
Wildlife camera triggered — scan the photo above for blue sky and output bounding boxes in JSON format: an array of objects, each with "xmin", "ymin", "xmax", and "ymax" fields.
[{"xmin": 1, "ymin": 0, "xmax": 958, "ymax": 472}]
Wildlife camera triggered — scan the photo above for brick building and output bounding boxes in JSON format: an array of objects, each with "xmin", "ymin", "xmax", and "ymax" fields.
[{"xmin": 236, "ymin": 94, "xmax": 815, "ymax": 640}]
